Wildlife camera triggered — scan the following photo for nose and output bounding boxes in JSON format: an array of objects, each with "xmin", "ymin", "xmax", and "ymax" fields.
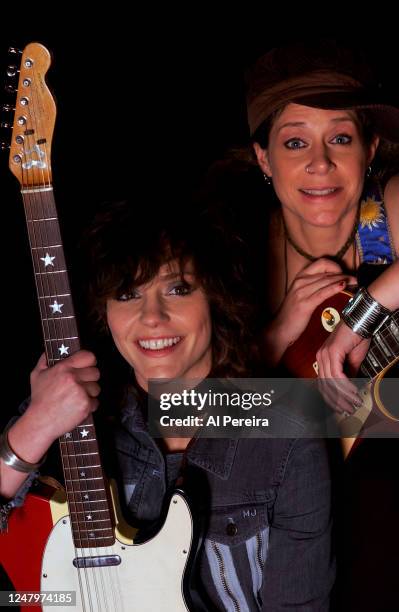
[
  {"xmin": 139, "ymin": 294, "xmax": 169, "ymax": 327},
  {"xmin": 305, "ymin": 145, "xmax": 335, "ymax": 175}
]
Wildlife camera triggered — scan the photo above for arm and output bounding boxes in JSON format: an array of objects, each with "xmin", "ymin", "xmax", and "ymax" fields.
[
  {"xmin": 263, "ymin": 258, "xmax": 356, "ymax": 367},
  {"xmin": 0, "ymin": 350, "xmax": 100, "ymax": 500},
  {"xmin": 260, "ymin": 438, "xmax": 334, "ymax": 610},
  {"xmin": 316, "ymin": 261, "xmax": 399, "ymax": 411}
]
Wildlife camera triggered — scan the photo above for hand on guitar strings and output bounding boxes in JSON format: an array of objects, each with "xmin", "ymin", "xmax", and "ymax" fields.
[
  {"xmin": 28, "ymin": 350, "xmax": 101, "ymax": 444},
  {"xmin": 316, "ymin": 321, "xmax": 370, "ymax": 415}
]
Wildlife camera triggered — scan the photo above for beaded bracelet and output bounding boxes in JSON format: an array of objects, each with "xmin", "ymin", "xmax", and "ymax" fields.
[
  {"xmin": 341, "ymin": 287, "xmax": 392, "ymax": 339},
  {"xmin": 0, "ymin": 424, "xmax": 46, "ymax": 473}
]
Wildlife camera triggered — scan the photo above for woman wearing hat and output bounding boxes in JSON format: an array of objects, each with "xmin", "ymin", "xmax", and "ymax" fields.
[
  {"xmin": 241, "ymin": 40, "xmax": 399, "ymax": 611},
  {"xmin": 245, "ymin": 41, "xmax": 399, "ymax": 379}
]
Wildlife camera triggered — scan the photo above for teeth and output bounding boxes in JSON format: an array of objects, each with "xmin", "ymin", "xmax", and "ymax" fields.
[
  {"xmin": 139, "ymin": 336, "xmax": 181, "ymax": 350},
  {"xmin": 302, "ymin": 188, "xmax": 337, "ymax": 195}
]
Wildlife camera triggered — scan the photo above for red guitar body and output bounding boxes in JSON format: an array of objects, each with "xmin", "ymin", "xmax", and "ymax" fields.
[
  {"xmin": 0, "ymin": 482, "xmax": 62, "ymax": 611},
  {"xmin": 282, "ymin": 290, "xmax": 353, "ymax": 378},
  {"xmin": 282, "ymin": 291, "xmax": 399, "ymax": 455}
]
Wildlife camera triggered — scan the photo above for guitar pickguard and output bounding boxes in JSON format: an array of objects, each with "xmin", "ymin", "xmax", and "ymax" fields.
[{"xmin": 41, "ymin": 492, "xmax": 193, "ymax": 612}]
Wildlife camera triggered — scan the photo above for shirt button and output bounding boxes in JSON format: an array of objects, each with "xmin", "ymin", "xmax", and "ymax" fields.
[{"xmin": 226, "ymin": 522, "xmax": 238, "ymax": 536}]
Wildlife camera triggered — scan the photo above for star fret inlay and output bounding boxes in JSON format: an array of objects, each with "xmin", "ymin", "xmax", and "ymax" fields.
[
  {"xmin": 40, "ymin": 253, "xmax": 56, "ymax": 267},
  {"xmin": 58, "ymin": 344, "xmax": 69, "ymax": 356},
  {"xmin": 49, "ymin": 300, "xmax": 63, "ymax": 314}
]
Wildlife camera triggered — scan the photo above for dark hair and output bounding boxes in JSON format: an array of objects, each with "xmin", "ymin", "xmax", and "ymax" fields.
[{"xmin": 81, "ymin": 199, "xmax": 257, "ymax": 380}]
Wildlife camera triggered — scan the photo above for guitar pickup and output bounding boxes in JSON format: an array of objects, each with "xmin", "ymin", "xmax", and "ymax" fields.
[{"xmin": 73, "ymin": 555, "xmax": 121, "ymax": 568}]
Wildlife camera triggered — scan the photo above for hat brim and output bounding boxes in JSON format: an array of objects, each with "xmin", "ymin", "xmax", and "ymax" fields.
[{"xmin": 294, "ymin": 91, "xmax": 399, "ymax": 143}]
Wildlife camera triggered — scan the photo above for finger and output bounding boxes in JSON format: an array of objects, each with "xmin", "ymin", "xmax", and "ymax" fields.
[
  {"xmin": 77, "ymin": 367, "xmax": 101, "ymax": 383},
  {"xmin": 69, "ymin": 350, "xmax": 97, "ymax": 368},
  {"xmin": 304, "ymin": 278, "xmax": 348, "ymax": 307},
  {"xmin": 30, "ymin": 352, "xmax": 49, "ymax": 384},
  {"xmin": 319, "ymin": 377, "xmax": 360, "ymax": 413},
  {"xmin": 35, "ymin": 352, "xmax": 49, "ymax": 371},
  {"xmin": 90, "ymin": 398, "xmax": 99, "ymax": 413},
  {"xmin": 84, "ymin": 381, "xmax": 101, "ymax": 398},
  {"xmin": 301, "ymin": 258, "xmax": 343, "ymax": 276},
  {"xmin": 317, "ymin": 379, "xmax": 357, "ymax": 415}
]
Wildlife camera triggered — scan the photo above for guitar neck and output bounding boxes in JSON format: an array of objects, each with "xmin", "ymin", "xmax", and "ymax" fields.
[
  {"xmin": 23, "ymin": 189, "xmax": 79, "ymax": 364},
  {"xmin": 361, "ymin": 310, "xmax": 399, "ymax": 378},
  {"xmin": 10, "ymin": 42, "xmax": 115, "ymax": 549},
  {"xmin": 23, "ymin": 187, "xmax": 115, "ymax": 548}
]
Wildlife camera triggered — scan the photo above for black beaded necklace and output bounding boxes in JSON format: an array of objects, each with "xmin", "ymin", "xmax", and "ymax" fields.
[{"xmin": 282, "ymin": 208, "xmax": 359, "ymax": 295}]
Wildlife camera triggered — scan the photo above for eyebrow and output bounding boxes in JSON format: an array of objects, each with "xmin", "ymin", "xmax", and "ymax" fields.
[
  {"xmin": 159, "ymin": 271, "xmax": 194, "ymax": 281},
  {"xmin": 277, "ymin": 116, "xmax": 356, "ymax": 132}
]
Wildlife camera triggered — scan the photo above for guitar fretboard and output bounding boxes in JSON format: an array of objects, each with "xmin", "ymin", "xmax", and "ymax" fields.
[
  {"xmin": 23, "ymin": 189, "xmax": 114, "ymax": 548},
  {"xmin": 361, "ymin": 310, "xmax": 399, "ymax": 378}
]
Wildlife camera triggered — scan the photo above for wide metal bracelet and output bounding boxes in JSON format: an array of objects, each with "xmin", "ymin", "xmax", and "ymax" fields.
[
  {"xmin": 341, "ymin": 287, "xmax": 392, "ymax": 339},
  {"xmin": 0, "ymin": 424, "xmax": 46, "ymax": 473}
]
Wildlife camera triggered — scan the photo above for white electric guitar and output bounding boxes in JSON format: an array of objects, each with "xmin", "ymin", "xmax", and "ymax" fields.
[{"xmin": 1, "ymin": 42, "xmax": 197, "ymax": 612}]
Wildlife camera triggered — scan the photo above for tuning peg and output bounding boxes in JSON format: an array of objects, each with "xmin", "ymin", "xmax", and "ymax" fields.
[
  {"xmin": 0, "ymin": 121, "xmax": 12, "ymax": 129},
  {"xmin": 4, "ymin": 84, "xmax": 17, "ymax": 94},
  {"xmin": 6, "ymin": 65, "xmax": 19, "ymax": 78},
  {"xmin": 8, "ymin": 47, "xmax": 22, "ymax": 55},
  {"xmin": 0, "ymin": 141, "xmax": 10, "ymax": 150},
  {"xmin": 1, "ymin": 104, "xmax": 15, "ymax": 112}
]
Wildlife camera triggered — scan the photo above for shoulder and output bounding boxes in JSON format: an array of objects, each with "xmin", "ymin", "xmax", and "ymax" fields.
[{"xmin": 384, "ymin": 174, "xmax": 399, "ymax": 254}]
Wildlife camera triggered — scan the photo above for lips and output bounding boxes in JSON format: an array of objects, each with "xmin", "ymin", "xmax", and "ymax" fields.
[
  {"xmin": 299, "ymin": 186, "xmax": 343, "ymax": 200},
  {"xmin": 138, "ymin": 336, "xmax": 181, "ymax": 350},
  {"xmin": 136, "ymin": 336, "xmax": 183, "ymax": 356},
  {"xmin": 299, "ymin": 187, "xmax": 341, "ymax": 196}
]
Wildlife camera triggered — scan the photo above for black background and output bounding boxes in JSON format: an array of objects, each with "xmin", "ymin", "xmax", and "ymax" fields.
[
  {"xmin": 0, "ymin": 9, "xmax": 398, "ymax": 610},
  {"xmin": 1, "ymin": 11, "xmax": 398, "ymax": 412}
]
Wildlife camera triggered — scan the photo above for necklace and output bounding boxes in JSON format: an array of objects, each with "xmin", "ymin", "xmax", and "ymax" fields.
[{"xmin": 282, "ymin": 210, "xmax": 359, "ymax": 263}]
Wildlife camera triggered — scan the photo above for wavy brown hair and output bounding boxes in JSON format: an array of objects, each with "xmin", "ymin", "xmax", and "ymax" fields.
[{"xmin": 81, "ymin": 199, "xmax": 257, "ymax": 380}]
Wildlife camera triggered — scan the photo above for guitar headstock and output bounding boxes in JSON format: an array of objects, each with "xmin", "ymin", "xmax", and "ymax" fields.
[{"xmin": 8, "ymin": 42, "xmax": 56, "ymax": 189}]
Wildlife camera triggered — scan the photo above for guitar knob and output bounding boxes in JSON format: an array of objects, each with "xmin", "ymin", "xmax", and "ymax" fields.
[
  {"xmin": 0, "ymin": 141, "xmax": 10, "ymax": 150},
  {"xmin": 6, "ymin": 65, "xmax": 19, "ymax": 78},
  {"xmin": 0, "ymin": 121, "xmax": 12, "ymax": 129},
  {"xmin": 8, "ymin": 47, "xmax": 23, "ymax": 55},
  {"xmin": 4, "ymin": 84, "xmax": 17, "ymax": 93}
]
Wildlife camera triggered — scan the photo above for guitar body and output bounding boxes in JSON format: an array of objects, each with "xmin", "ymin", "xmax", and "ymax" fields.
[
  {"xmin": 282, "ymin": 290, "xmax": 353, "ymax": 378},
  {"xmin": 0, "ymin": 482, "xmax": 60, "ymax": 603},
  {"xmin": 1, "ymin": 482, "xmax": 194, "ymax": 612},
  {"xmin": 282, "ymin": 291, "xmax": 399, "ymax": 456}
]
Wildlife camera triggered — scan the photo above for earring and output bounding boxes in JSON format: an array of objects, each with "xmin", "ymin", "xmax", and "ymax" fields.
[
  {"xmin": 366, "ymin": 165, "xmax": 372, "ymax": 178},
  {"xmin": 263, "ymin": 173, "xmax": 272, "ymax": 185}
]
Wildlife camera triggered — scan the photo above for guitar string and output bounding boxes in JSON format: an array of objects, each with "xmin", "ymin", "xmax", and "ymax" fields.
[
  {"xmin": 29, "ymin": 69, "xmax": 119, "ymax": 612},
  {"xmin": 26, "ymin": 72, "xmax": 91, "ymax": 610},
  {"xmin": 25, "ymin": 78, "xmax": 92, "ymax": 609},
  {"xmin": 363, "ymin": 320, "xmax": 399, "ymax": 380},
  {"xmin": 24, "ymin": 57, "xmax": 129, "ymax": 611}
]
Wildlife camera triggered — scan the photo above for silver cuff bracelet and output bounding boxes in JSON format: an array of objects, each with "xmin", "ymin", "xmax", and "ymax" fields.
[
  {"xmin": 341, "ymin": 287, "xmax": 392, "ymax": 339},
  {"xmin": 0, "ymin": 425, "xmax": 46, "ymax": 473}
]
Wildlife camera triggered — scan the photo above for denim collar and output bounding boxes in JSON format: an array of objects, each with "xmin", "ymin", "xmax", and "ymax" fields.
[{"xmin": 120, "ymin": 389, "xmax": 238, "ymax": 480}]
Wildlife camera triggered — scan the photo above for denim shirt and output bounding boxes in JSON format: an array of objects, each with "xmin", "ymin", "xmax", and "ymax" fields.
[
  {"xmin": 1, "ymin": 393, "xmax": 334, "ymax": 611},
  {"xmin": 114, "ymin": 392, "xmax": 335, "ymax": 611}
]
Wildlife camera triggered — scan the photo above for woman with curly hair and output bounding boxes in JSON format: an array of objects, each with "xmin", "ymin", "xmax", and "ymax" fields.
[{"xmin": 0, "ymin": 200, "xmax": 334, "ymax": 610}]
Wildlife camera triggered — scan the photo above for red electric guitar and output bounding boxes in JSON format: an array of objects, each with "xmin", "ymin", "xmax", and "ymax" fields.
[
  {"xmin": 282, "ymin": 290, "xmax": 399, "ymax": 457},
  {"xmin": 0, "ymin": 43, "xmax": 196, "ymax": 611}
]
